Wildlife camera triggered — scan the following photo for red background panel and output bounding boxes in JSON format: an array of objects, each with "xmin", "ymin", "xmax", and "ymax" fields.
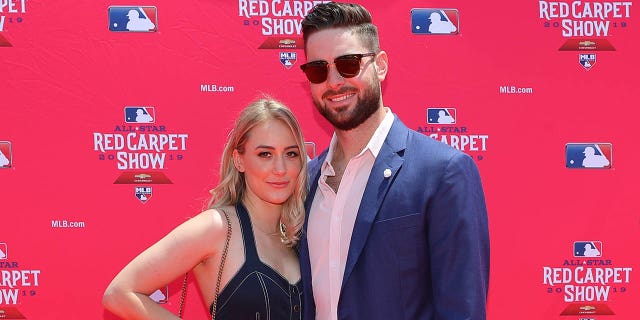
[{"xmin": 1, "ymin": 1, "xmax": 638, "ymax": 319}]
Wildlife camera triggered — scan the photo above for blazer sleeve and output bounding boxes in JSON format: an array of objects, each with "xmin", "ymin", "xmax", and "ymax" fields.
[{"xmin": 427, "ymin": 152, "xmax": 490, "ymax": 319}]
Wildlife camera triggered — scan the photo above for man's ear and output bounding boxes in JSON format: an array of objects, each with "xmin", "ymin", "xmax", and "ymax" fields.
[
  {"xmin": 232, "ymin": 150, "xmax": 245, "ymax": 172},
  {"xmin": 374, "ymin": 50, "xmax": 388, "ymax": 81}
]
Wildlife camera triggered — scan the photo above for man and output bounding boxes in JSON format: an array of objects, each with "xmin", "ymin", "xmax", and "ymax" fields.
[{"xmin": 298, "ymin": 2, "xmax": 490, "ymax": 319}]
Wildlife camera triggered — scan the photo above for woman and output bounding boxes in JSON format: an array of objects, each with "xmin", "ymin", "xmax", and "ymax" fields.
[{"xmin": 103, "ymin": 98, "xmax": 307, "ymax": 319}]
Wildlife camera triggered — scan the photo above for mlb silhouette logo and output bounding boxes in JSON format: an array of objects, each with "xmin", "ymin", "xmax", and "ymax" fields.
[
  {"xmin": 125, "ymin": 107, "xmax": 156, "ymax": 123},
  {"xmin": 149, "ymin": 286, "xmax": 169, "ymax": 304},
  {"xmin": 135, "ymin": 186, "xmax": 153, "ymax": 204},
  {"xmin": 573, "ymin": 241, "xmax": 603, "ymax": 257},
  {"xmin": 108, "ymin": 6, "xmax": 158, "ymax": 32},
  {"xmin": 427, "ymin": 108, "xmax": 456, "ymax": 124},
  {"xmin": 0, "ymin": 243, "xmax": 7, "ymax": 259},
  {"xmin": 305, "ymin": 141, "xmax": 317, "ymax": 161},
  {"xmin": 579, "ymin": 53, "xmax": 596, "ymax": 70},
  {"xmin": 0, "ymin": 141, "xmax": 12, "ymax": 168},
  {"xmin": 566, "ymin": 143, "xmax": 612, "ymax": 169},
  {"xmin": 280, "ymin": 52, "xmax": 297, "ymax": 69},
  {"xmin": 411, "ymin": 9, "xmax": 459, "ymax": 35}
]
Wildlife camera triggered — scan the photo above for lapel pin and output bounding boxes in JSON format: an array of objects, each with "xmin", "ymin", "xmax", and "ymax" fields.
[{"xmin": 383, "ymin": 168, "xmax": 392, "ymax": 178}]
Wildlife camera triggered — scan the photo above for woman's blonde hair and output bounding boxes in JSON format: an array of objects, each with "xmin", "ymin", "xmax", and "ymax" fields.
[{"xmin": 208, "ymin": 97, "xmax": 307, "ymax": 247}]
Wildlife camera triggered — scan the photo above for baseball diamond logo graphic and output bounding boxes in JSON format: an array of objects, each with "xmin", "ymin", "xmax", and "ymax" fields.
[
  {"xmin": 566, "ymin": 143, "xmax": 612, "ymax": 169},
  {"xmin": 280, "ymin": 52, "xmax": 297, "ymax": 69},
  {"xmin": 108, "ymin": 6, "xmax": 158, "ymax": 32},
  {"xmin": 135, "ymin": 186, "xmax": 153, "ymax": 204},
  {"xmin": 573, "ymin": 241, "xmax": 602, "ymax": 257},
  {"xmin": 579, "ymin": 53, "xmax": 596, "ymax": 70},
  {"xmin": 125, "ymin": 107, "xmax": 155, "ymax": 123},
  {"xmin": 411, "ymin": 8, "xmax": 459, "ymax": 35},
  {"xmin": 427, "ymin": 108, "xmax": 456, "ymax": 124}
]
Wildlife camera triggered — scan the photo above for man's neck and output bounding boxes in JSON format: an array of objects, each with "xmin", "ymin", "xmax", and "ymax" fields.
[{"xmin": 332, "ymin": 106, "xmax": 386, "ymax": 163}]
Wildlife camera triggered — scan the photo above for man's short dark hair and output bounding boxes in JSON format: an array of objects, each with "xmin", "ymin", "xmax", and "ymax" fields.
[{"xmin": 302, "ymin": 2, "xmax": 380, "ymax": 53}]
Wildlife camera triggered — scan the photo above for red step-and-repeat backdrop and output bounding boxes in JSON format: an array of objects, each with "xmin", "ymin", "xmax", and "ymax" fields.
[{"xmin": 2, "ymin": 1, "xmax": 639, "ymax": 319}]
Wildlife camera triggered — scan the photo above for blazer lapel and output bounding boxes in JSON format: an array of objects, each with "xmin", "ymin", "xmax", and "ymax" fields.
[{"xmin": 341, "ymin": 118, "xmax": 408, "ymax": 290}]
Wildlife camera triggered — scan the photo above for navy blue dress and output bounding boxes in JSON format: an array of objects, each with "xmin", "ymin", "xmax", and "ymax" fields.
[{"xmin": 210, "ymin": 203, "xmax": 303, "ymax": 320}]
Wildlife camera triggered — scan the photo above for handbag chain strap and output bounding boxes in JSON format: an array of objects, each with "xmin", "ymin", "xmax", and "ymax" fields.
[{"xmin": 179, "ymin": 208, "xmax": 232, "ymax": 319}]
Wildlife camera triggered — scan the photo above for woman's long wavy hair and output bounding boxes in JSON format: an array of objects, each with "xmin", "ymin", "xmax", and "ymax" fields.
[{"xmin": 207, "ymin": 98, "xmax": 307, "ymax": 247}]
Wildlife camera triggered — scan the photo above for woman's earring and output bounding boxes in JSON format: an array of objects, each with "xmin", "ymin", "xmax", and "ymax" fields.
[{"xmin": 233, "ymin": 151, "xmax": 244, "ymax": 172}]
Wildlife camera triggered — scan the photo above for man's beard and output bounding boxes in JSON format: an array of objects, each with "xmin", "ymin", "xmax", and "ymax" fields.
[{"xmin": 314, "ymin": 79, "xmax": 381, "ymax": 131}]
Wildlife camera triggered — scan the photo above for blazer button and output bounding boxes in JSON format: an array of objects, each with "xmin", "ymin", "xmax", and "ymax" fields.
[{"xmin": 293, "ymin": 304, "xmax": 300, "ymax": 312}]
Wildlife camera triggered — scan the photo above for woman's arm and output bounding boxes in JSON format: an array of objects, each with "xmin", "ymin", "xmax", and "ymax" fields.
[{"xmin": 103, "ymin": 209, "xmax": 227, "ymax": 319}]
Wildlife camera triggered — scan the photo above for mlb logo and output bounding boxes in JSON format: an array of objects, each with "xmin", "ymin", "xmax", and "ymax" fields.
[
  {"xmin": 579, "ymin": 53, "xmax": 596, "ymax": 70},
  {"xmin": 135, "ymin": 186, "xmax": 153, "ymax": 204},
  {"xmin": 305, "ymin": 141, "xmax": 316, "ymax": 161},
  {"xmin": 280, "ymin": 52, "xmax": 297, "ymax": 69},
  {"xmin": 125, "ymin": 107, "xmax": 156, "ymax": 123},
  {"xmin": 411, "ymin": 9, "xmax": 459, "ymax": 35},
  {"xmin": 0, "ymin": 243, "xmax": 7, "ymax": 259},
  {"xmin": 108, "ymin": 6, "xmax": 158, "ymax": 32},
  {"xmin": 0, "ymin": 141, "xmax": 12, "ymax": 168},
  {"xmin": 149, "ymin": 286, "xmax": 169, "ymax": 304},
  {"xmin": 566, "ymin": 143, "xmax": 612, "ymax": 169},
  {"xmin": 573, "ymin": 241, "xmax": 603, "ymax": 257},
  {"xmin": 427, "ymin": 108, "xmax": 456, "ymax": 124}
]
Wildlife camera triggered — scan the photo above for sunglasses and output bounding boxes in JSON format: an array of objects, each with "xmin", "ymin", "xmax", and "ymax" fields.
[{"xmin": 300, "ymin": 52, "xmax": 377, "ymax": 84}]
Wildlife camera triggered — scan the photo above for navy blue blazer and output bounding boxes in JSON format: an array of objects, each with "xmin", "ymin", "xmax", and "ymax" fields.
[{"xmin": 299, "ymin": 116, "xmax": 490, "ymax": 320}]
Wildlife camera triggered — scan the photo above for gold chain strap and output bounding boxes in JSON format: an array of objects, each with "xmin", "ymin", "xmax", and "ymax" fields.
[
  {"xmin": 178, "ymin": 209, "xmax": 232, "ymax": 319},
  {"xmin": 178, "ymin": 272, "xmax": 188, "ymax": 318},
  {"xmin": 211, "ymin": 209, "xmax": 232, "ymax": 319}
]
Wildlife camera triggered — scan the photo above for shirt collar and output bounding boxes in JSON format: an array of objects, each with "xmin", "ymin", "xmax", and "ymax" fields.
[{"xmin": 367, "ymin": 107, "xmax": 394, "ymax": 157}]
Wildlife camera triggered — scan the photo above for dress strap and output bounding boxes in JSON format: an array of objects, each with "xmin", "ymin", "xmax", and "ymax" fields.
[{"xmin": 235, "ymin": 202, "xmax": 260, "ymax": 262}]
